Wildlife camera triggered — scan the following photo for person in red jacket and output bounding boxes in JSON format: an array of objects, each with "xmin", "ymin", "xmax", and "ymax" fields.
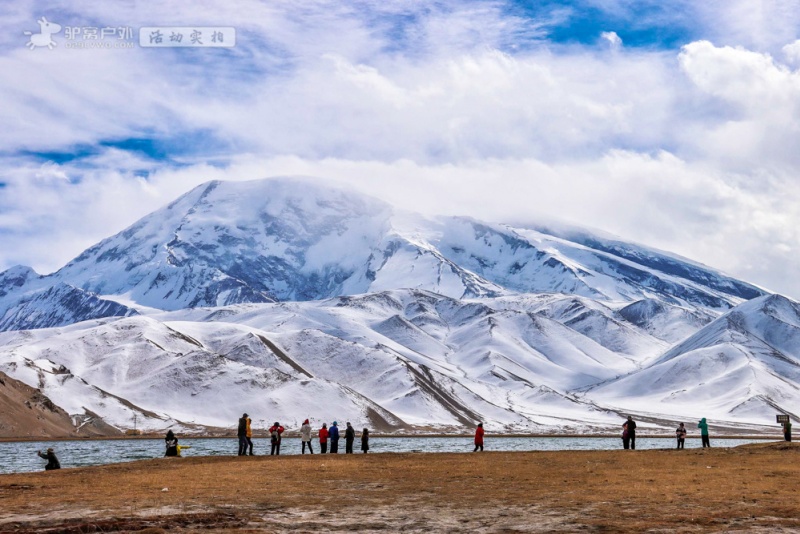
[
  {"xmin": 473, "ymin": 422, "xmax": 484, "ymax": 452},
  {"xmin": 269, "ymin": 422, "xmax": 285, "ymax": 456},
  {"xmin": 319, "ymin": 422, "xmax": 329, "ymax": 454}
]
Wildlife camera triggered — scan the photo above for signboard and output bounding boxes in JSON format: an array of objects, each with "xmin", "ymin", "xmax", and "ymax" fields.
[{"xmin": 777, "ymin": 414, "xmax": 790, "ymax": 423}]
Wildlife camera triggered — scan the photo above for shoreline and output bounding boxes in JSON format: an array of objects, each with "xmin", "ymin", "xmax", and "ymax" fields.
[
  {"xmin": 0, "ymin": 432, "xmax": 782, "ymax": 443},
  {"xmin": 2, "ymin": 442, "xmax": 799, "ymax": 533}
]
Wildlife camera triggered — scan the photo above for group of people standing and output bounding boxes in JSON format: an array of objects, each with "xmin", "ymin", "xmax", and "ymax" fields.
[
  {"xmin": 236, "ymin": 415, "xmax": 370, "ymax": 456},
  {"xmin": 622, "ymin": 416, "xmax": 710, "ymax": 450}
]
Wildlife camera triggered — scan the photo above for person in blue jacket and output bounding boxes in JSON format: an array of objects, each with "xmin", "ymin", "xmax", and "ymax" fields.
[{"xmin": 329, "ymin": 421, "xmax": 340, "ymax": 453}]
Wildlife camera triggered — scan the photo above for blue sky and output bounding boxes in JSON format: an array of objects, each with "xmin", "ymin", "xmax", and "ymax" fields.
[{"xmin": 3, "ymin": 0, "xmax": 800, "ymax": 298}]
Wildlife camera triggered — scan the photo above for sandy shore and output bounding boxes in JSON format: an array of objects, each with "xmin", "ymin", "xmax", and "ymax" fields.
[{"xmin": 1, "ymin": 441, "xmax": 799, "ymax": 533}]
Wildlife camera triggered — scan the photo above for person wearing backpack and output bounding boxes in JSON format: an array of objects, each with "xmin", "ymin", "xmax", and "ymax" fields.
[
  {"xmin": 345, "ymin": 422, "xmax": 356, "ymax": 454},
  {"xmin": 676, "ymin": 423, "xmax": 687, "ymax": 449},
  {"xmin": 269, "ymin": 422, "xmax": 284, "ymax": 455},
  {"xmin": 319, "ymin": 423, "xmax": 329, "ymax": 453},
  {"xmin": 301, "ymin": 419, "xmax": 314, "ymax": 454},
  {"xmin": 329, "ymin": 421, "xmax": 340, "ymax": 453}
]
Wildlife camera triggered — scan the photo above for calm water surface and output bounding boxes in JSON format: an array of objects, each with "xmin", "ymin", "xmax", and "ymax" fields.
[{"xmin": 0, "ymin": 436, "xmax": 769, "ymax": 474}]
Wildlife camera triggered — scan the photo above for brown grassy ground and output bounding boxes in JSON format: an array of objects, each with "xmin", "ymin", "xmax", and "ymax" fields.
[{"xmin": 1, "ymin": 442, "xmax": 799, "ymax": 533}]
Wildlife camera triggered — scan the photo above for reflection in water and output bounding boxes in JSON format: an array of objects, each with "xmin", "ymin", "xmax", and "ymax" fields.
[{"xmin": 1, "ymin": 436, "xmax": 769, "ymax": 474}]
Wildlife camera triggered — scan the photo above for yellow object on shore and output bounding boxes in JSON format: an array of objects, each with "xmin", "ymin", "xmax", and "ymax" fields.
[{"xmin": 177, "ymin": 445, "xmax": 191, "ymax": 457}]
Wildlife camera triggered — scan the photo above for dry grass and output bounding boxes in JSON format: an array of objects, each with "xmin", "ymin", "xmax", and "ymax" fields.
[{"xmin": 1, "ymin": 442, "xmax": 799, "ymax": 532}]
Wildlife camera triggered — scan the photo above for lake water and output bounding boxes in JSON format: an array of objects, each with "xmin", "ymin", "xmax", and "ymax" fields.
[{"xmin": 0, "ymin": 436, "xmax": 771, "ymax": 475}]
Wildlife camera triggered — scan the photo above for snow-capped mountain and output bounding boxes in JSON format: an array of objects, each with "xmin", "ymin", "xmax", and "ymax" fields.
[
  {"xmin": 0, "ymin": 177, "xmax": 792, "ymax": 435},
  {"xmin": 0, "ymin": 177, "xmax": 763, "ymax": 331}
]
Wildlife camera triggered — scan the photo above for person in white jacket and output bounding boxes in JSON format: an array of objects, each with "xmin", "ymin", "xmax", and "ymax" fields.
[{"xmin": 300, "ymin": 419, "xmax": 314, "ymax": 454}]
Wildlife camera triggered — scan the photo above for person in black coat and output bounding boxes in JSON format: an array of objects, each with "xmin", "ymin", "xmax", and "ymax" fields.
[
  {"xmin": 625, "ymin": 416, "xmax": 637, "ymax": 450},
  {"xmin": 165, "ymin": 430, "xmax": 179, "ymax": 457},
  {"xmin": 237, "ymin": 414, "xmax": 248, "ymax": 456},
  {"xmin": 361, "ymin": 428, "xmax": 369, "ymax": 454},
  {"xmin": 37, "ymin": 448, "xmax": 61, "ymax": 470},
  {"xmin": 345, "ymin": 422, "xmax": 356, "ymax": 454}
]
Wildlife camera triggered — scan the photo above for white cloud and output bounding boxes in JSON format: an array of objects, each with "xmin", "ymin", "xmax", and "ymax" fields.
[
  {"xmin": 601, "ymin": 31, "xmax": 622, "ymax": 49},
  {"xmin": 3, "ymin": 2, "xmax": 800, "ymax": 300}
]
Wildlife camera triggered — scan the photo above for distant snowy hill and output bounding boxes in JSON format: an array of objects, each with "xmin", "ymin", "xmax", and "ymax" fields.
[
  {"xmin": 584, "ymin": 294, "xmax": 800, "ymax": 423},
  {"xmin": 0, "ymin": 177, "xmax": 792, "ymax": 435}
]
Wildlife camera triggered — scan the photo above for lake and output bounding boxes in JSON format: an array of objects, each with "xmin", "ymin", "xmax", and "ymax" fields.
[{"xmin": 0, "ymin": 436, "xmax": 772, "ymax": 474}]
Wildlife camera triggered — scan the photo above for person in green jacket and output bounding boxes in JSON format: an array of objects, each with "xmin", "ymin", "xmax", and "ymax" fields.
[
  {"xmin": 698, "ymin": 418, "xmax": 710, "ymax": 448},
  {"xmin": 783, "ymin": 420, "xmax": 792, "ymax": 442}
]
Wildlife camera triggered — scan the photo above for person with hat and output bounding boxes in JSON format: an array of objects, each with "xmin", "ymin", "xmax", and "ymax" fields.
[
  {"xmin": 269, "ymin": 421, "xmax": 284, "ymax": 455},
  {"xmin": 300, "ymin": 419, "xmax": 314, "ymax": 454},
  {"xmin": 329, "ymin": 421, "xmax": 340, "ymax": 454},
  {"xmin": 698, "ymin": 417, "xmax": 711, "ymax": 448},
  {"xmin": 237, "ymin": 413, "xmax": 249, "ymax": 456},
  {"xmin": 37, "ymin": 447, "xmax": 61, "ymax": 470},
  {"xmin": 319, "ymin": 422, "xmax": 329, "ymax": 454}
]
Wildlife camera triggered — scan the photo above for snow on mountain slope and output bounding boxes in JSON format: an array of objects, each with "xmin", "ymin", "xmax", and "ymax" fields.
[
  {"xmin": 585, "ymin": 294, "xmax": 800, "ymax": 423},
  {"xmin": 520, "ymin": 221, "xmax": 765, "ymax": 302},
  {"xmin": 0, "ymin": 177, "xmax": 784, "ymax": 433},
  {"xmin": 0, "ymin": 282, "xmax": 137, "ymax": 332},
  {"xmin": 0, "ymin": 177, "xmax": 765, "ymax": 332},
  {"xmin": 0, "ymin": 289, "xmax": 639, "ymax": 432},
  {"xmin": 0, "ymin": 315, "xmax": 407, "ymax": 431},
  {"xmin": 617, "ymin": 298, "xmax": 715, "ymax": 344},
  {"xmin": 485, "ymin": 293, "xmax": 668, "ymax": 358}
]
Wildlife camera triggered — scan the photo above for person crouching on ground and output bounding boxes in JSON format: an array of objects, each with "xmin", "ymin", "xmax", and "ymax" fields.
[
  {"xmin": 301, "ymin": 419, "xmax": 314, "ymax": 454},
  {"xmin": 37, "ymin": 447, "xmax": 60, "ymax": 470},
  {"xmin": 676, "ymin": 423, "xmax": 687, "ymax": 449},
  {"xmin": 473, "ymin": 422, "xmax": 484, "ymax": 452},
  {"xmin": 361, "ymin": 428, "xmax": 370, "ymax": 453},
  {"xmin": 165, "ymin": 430, "xmax": 179, "ymax": 457},
  {"xmin": 269, "ymin": 422, "xmax": 284, "ymax": 455},
  {"xmin": 319, "ymin": 422, "xmax": 329, "ymax": 453}
]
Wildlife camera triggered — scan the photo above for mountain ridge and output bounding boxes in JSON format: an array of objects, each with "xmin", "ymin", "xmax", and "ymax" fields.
[{"xmin": 0, "ymin": 177, "xmax": 792, "ymax": 436}]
